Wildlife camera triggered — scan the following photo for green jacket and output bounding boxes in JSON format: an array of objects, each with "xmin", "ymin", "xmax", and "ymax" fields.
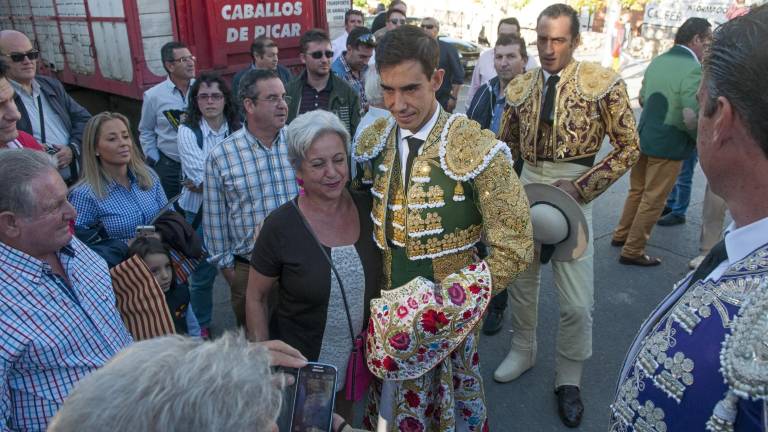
[
  {"xmin": 637, "ymin": 45, "xmax": 701, "ymax": 160},
  {"xmin": 285, "ymin": 71, "xmax": 361, "ymax": 136}
]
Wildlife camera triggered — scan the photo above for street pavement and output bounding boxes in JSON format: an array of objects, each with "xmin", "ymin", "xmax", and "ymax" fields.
[{"xmin": 207, "ymin": 56, "xmax": 724, "ymax": 431}]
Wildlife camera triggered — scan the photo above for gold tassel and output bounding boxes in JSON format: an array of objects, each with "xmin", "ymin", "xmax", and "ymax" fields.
[{"xmin": 453, "ymin": 181, "xmax": 465, "ymax": 202}]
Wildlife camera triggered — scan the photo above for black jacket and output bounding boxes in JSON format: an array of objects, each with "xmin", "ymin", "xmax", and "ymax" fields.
[
  {"xmin": 466, "ymin": 76, "xmax": 501, "ymax": 131},
  {"xmin": 14, "ymin": 75, "xmax": 91, "ymax": 149}
]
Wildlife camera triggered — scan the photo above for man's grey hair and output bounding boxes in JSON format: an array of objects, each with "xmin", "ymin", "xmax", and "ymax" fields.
[
  {"xmin": 0, "ymin": 149, "xmax": 58, "ymax": 217},
  {"xmin": 48, "ymin": 332, "xmax": 282, "ymax": 432},
  {"xmin": 365, "ymin": 67, "xmax": 384, "ymax": 106},
  {"xmin": 286, "ymin": 110, "xmax": 351, "ymax": 170}
]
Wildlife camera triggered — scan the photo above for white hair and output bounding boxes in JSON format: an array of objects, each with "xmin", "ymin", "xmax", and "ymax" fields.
[
  {"xmin": 286, "ymin": 110, "xmax": 351, "ymax": 170},
  {"xmin": 48, "ymin": 332, "xmax": 281, "ymax": 432},
  {"xmin": 0, "ymin": 149, "xmax": 58, "ymax": 216},
  {"xmin": 364, "ymin": 67, "xmax": 384, "ymax": 107}
]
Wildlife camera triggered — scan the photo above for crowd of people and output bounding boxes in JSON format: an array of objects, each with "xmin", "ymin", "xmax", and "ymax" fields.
[{"xmin": 0, "ymin": 1, "xmax": 767, "ymax": 431}]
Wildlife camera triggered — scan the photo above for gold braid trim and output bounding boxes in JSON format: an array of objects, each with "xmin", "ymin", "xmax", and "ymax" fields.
[
  {"xmin": 505, "ymin": 68, "xmax": 540, "ymax": 107},
  {"xmin": 575, "ymin": 62, "xmax": 622, "ymax": 101},
  {"xmin": 440, "ymin": 114, "xmax": 512, "ymax": 182},
  {"xmin": 353, "ymin": 116, "xmax": 395, "ymax": 162}
]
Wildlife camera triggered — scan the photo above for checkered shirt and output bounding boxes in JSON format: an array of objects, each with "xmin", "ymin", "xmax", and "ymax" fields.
[
  {"xmin": 0, "ymin": 238, "xmax": 132, "ymax": 431},
  {"xmin": 69, "ymin": 170, "xmax": 169, "ymax": 243},
  {"xmin": 203, "ymin": 126, "xmax": 298, "ymax": 268},
  {"xmin": 331, "ymin": 54, "xmax": 369, "ymax": 111}
]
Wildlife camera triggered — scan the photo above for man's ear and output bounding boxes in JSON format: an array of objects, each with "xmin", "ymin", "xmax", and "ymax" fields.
[
  {"xmin": 0, "ymin": 211, "xmax": 21, "ymax": 240},
  {"xmin": 299, "ymin": 53, "xmax": 307, "ymax": 65},
  {"xmin": 430, "ymin": 68, "xmax": 445, "ymax": 92},
  {"xmin": 712, "ymin": 96, "xmax": 734, "ymax": 150}
]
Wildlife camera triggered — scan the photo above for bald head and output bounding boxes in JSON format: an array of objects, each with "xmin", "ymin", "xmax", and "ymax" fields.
[
  {"xmin": 421, "ymin": 17, "xmax": 439, "ymax": 39},
  {"xmin": 0, "ymin": 30, "xmax": 37, "ymax": 86}
]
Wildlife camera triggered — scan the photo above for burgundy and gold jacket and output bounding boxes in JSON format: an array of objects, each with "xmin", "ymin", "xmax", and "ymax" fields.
[{"xmin": 498, "ymin": 60, "xmax": 640, "ymax": 203}]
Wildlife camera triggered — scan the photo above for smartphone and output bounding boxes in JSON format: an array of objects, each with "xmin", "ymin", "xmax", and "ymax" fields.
[
  {"xmin": 289, "ymin": 362, "xmax": 337, "ymax": 432},
  {"xmin": 135, "ymin": 225, "xmax": 156, "ymax": 237}
]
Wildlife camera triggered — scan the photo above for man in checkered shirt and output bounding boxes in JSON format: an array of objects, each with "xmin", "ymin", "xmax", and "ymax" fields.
[
  {"xmin": 0, "ymin": 149, "xmax": 131, "ymax": 431},
  {"xmin": 203, "ymin": 69, "xmax": 298, "ymax": 327}
]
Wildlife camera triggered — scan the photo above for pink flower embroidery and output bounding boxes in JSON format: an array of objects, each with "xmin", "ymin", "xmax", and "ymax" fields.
[
  {"xmin": 388, "ymin": 332, "xmax": 411, "ymax": 351},
  {"xmin": 399, "ymin": 416, "xmax": 424, "ymax": 432},
  {"xmin": 448, "ymin": 283, "xmax": 467, "ymax": 306},
  {"xmin": 408, "ymin": 297, "xmax": 419, "ymax": 309},
  {"xmin": 421, "ymin": 309, "xmax": 449, "ymax": 334},
  {"xmin": 382, "ymin": 356, "xmax": 399, "ymax": 372},
  {"xmin": 404, "ymin": 390, "xmax": 421, "ymax": 408},
  {"xmin": 396, "ymin": 305, "xmax": 409, "ymax": 318}
]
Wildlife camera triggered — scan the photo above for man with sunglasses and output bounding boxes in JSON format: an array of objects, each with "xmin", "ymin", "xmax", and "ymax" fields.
[
  {"xmin": 0, "ymin": 59, "xmax": 43, "ymax": 151},
  {"xmin": 374, "ymin": 8, "xmax": 407, "ymax": 39},
  {"xmin": 0, "ymin": 30, "xmax": 91, "ymax": 183},
  {"xmin": 331, "ymin": 27, "xmax": 376, "ymax": 113},
  {"xmin": 421, "ymin": 18, "xmax": 464, "ymax": 113},
  {"xmin": 286, "ymin": 29, "xmax": 360, "ymax": 136},
  {"xmin": 138, "ymin": 41, "xmax": 196, "ymax": 201},
  {"xmin": 331, "ymin": 9, "xmax": 364, "ymax": 63},
  {"xmin": 371, "ymin": 0, "xmax": 406, "ymax": 34}
]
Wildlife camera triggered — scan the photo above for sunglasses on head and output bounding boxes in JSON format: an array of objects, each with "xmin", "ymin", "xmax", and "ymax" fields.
[
  {"xmin": 356, "ymin": 33, "xmax": 377, "ymax": 47},
  {"xmin": 2, "ymin": 50, "xmax": 40, "ymax": 62},
  {"xmin": 308, "ymin": 50, "xmax": 334, "ymax": 59},
  {"xmin": 390, "ymin": 18, "xmax": 406, "ymax": 25},
  {"xmin": 421, "ymin": 24, "xmax": 436, "ymax": 30}
]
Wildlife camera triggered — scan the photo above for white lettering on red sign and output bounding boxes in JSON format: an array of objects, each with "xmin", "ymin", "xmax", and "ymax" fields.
[
  {"xmin": 221, "ymin": 1, "xmax": 305, "ymax": 43},
  {"xmin": 221, "ymin": 2, "xmax": 303, "ymax": 20}
]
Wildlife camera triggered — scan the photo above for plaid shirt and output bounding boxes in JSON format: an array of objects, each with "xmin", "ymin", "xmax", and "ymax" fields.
[
  {"xmin": 69, "ymin": 170, "xmax": 168, "ymax": 243},
  {"xmin": 203, "ymin": 126, "xmax": 298, "ymax": 268},
  {"xmin": 331, "ymin": 53, "xmax": 369, "ymax": 112},
  {"xmin": 0, "ymin": 238, "xmax": 132, "ymax": 431}
]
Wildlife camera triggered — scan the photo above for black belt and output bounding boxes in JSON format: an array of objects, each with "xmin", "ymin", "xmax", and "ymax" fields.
[
  {"xmin": 233, "ymin": 255, "xmax": 250, "ymax": 264},
  {"xmin": 536, "ymin": 155, "xmax": 596, "ymax": 168}
]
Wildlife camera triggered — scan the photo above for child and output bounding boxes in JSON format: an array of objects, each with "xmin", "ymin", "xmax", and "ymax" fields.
[{"xmin": 127, "ymin": 237, "xmax": 202, "ymax": 337}]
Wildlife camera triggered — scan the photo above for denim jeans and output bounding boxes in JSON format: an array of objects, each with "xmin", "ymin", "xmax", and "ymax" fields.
[
  {"xmin": 184, "ymin": 210, "xmax": 218, "ymax": 328},
  {"xmin": 665, "ymin": 150, "xmax": 698, "ymax": 217}
]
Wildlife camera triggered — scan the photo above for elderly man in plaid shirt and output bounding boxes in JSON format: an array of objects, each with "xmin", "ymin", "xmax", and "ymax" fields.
[
  {"xmin": 203, "ymin": 69, "xmax": 298, "ymax": 327},
  {"xmin": 0, "ymin": 149, "xmax": 131, "ymax": 431}
]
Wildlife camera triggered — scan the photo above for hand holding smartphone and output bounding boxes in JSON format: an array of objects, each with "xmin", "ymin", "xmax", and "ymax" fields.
[
  {"xmin": 135, "ymin": 225, "xmax": 156, "ymax": 238},
  {"xmin": 290, "ymin": 363, "xmax": 337, "ymax": 432}
]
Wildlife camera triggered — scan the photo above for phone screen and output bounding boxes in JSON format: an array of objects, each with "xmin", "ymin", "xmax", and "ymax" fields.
[{"xmin": 290, "ymin": 363, "xmax": 337, "ymax": 432}]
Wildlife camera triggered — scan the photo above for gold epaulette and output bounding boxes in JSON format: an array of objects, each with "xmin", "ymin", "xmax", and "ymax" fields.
[
  {"xmin": 439, "ymin": 114, "xmax": 512, "ymax": 182},
  {"xmin": 505, "ymin": 68, "xmax": 540, "ymax": 107},
  {"xmin": 575, "ymin": 61, "xmax": 622, "ymax": 101},
  {"xmin": 353, "ymin": 116, "xmax": 395, "ymax": 163}
]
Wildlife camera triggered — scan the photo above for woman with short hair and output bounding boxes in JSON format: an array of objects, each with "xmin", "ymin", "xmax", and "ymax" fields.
[{"xmin": 245, "ymin": 110, "xmax": 381, "ymax": 419}]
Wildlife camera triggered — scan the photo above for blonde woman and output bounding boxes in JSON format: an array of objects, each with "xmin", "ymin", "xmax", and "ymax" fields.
[{"xmin": 69, "ymin": 112, "xmax": 167, "ymax": 243}]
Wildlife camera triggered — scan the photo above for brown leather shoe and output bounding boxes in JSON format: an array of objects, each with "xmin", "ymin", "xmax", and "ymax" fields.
[
  {"xmin": 555, "ymin": 385, "xmax": 584, "ymax": 428},
  {"xmin": 619, "ymin": 254, "xmax": 662, "ymax": 266},
  {"xmin": 610, "ymin": 239, "xmax": 625, "ymax": 247}
]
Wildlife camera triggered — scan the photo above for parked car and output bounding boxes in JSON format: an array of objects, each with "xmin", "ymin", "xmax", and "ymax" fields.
[{"xmin": 439, "ymin": 36, "xmax": 482, "ymax": 76}]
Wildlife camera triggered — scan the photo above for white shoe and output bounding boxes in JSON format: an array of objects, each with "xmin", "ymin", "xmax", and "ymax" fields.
[
  {"xmin": 494, "ymin": 329, "xmax": 536, "ymax": 383},
  {"xmin": 689, "ymin": 255, "xmax": 705, "ymax": 269}
]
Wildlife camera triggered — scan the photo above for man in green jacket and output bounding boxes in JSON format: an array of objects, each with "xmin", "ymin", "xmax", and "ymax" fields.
[
  {"xmin": 285, "ymin": 29, "xmax": 361, "ymax": 137},
  {"xmin": 612, "ymin": 17, "xmax": 712, "ymax": 266}
]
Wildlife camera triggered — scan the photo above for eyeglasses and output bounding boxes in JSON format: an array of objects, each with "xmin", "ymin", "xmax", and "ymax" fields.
[
  {"xmin": 171, "ymin": 55, "xmax": 196, "ymax": 63},
  {"xmin": 389, "ymin": 18, "xmax": 406, "ymax": 25},
  {"xmin": 2, "ymin": 50, "xmax": 40, "ymax": 62},
  {"xmin": 421, "ymin": 24, "xmax": 436, "ymax": 30},
  {"xmin": 196, "ymin": 93, "xmax": 224, "ymax": 101},
  {"xmin": 307, "ymin": 50, "xmax": 334, "ymax": 59},
  {"xmin": 249, "ymin": 95, "xmax": 292, "ymax": 105},
  {"xmin": 356, "ymin": 33, "xmax": 377, "ymax": 47}
]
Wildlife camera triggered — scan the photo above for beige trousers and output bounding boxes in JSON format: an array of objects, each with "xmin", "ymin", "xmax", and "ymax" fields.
[
  {"xmin": 699, "ymin": 183, "xmax": 728, "ymax": 254},
  {"xmin": 508, "ymin": 161, "xmax": 594, "ymax": 386},
  {"xmin": 613, "ymin": 155, "xmax": 683, "ymax": 257}
]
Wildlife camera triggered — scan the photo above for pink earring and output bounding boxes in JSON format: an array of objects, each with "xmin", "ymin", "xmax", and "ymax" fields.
[{"xmin": 297, "ymin": 178, "xmax": 305, "ymax": 196}]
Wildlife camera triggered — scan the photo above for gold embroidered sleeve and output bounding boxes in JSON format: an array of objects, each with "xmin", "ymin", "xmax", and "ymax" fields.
[
  {"xmin": 498, "ymin": 105, "xmax": 521, "ymax": 160},
  {"xmin": 574, "ymin": 81, "xmax": 640, "ymax": 203},
  {"xmin": 474, "ymin": 152, "xmax": 533, "ymax": 293}
]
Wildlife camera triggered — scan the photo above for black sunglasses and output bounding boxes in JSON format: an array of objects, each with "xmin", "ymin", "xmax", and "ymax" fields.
[
  {"xmin": 389, "ymin": 18, "xmax": 406, "ymax": 25},
  {"xmin": 308, "ymin": 50, "xmax": 334, "ymax": 59},
  {"xmin": 356, "ymin": 33, "xmax": 377, "ymax": 47},
  {"xmin": 2, "ymin": 50, "xmax": 40, "ymax": 62},
  {"xmin": 421, "ymin": 24, "xmax": 436, "ymax": 30}
]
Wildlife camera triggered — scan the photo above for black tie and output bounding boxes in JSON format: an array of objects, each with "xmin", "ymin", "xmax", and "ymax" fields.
[
  {"xmin": 404, "ymin": 136, "xmax": 423, "ymax": 186},
  {"xmin": 688, "ymin": 239, "xmax": 729, "ymax": 285},
  {"xmin": 540, "ymin": 75, "xmax": 560, "ymax": 125}
]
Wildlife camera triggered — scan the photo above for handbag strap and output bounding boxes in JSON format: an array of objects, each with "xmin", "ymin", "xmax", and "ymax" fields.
[{"xmin": 290, "ymin": 200, "xmax": 356, "ymax": 342}]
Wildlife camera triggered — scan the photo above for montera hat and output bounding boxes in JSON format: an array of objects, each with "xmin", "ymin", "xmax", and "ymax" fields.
[{"xmin": 524, "ymin": 183, "xmax": 589, "ymax": 263}]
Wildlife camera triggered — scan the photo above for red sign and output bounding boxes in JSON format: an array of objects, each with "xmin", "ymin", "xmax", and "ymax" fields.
[{"xmin": 213, "ymin": 1, "xmax": 315, "ymax": 46}]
